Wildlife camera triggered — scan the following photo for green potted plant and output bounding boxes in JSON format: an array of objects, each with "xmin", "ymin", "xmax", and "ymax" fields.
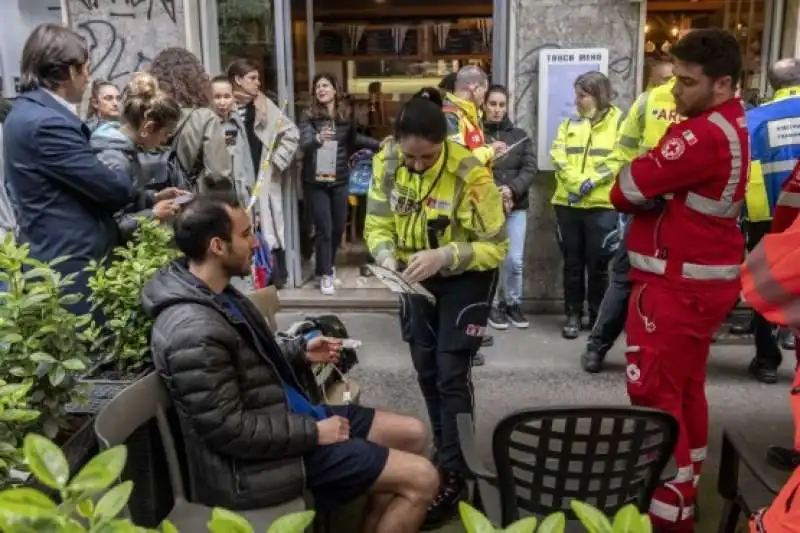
[
  {"xmin": 0, "ymin": 380, "xmax": 40, "ymax": 489},
  {"xmin": 0, "ymin": 433, "xmax": 315, "ymax": 533},
  {"xmin": 82, "ymin": 218, "xmax": 181, "ymax": 411},
  {"xmin": 458, "ymin": 500, "xmax": 653, "ymax": 533},
  {"xmin": 0, "ymin": 235, "xmax": 95, "ymax": 475}
]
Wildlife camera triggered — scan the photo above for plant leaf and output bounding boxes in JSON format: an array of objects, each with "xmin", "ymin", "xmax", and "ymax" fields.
[
  {"xmin": 23, "ymin": 433, "xmax": 70, "ymax": 490},
  {"xmin": 207, "ymin": 508, "xmax": 255, "ymax": 533},
  {"xmin": 160, "ymin": 520, "xmax": 179, "ymax": 533},
  {"xmin": 67, "ymin": 446, "xmax": 127, "ymax": 498},
  {"xmin": 612, "ymin": 505, "xmax": 642, "ymax": 533},
  {"xmin": 49, "ymin": 366, "xmax": 67, "ymax": 387},
  {"xmin": 570, "ymin": 501, "xmax": 613, "ymax": 533},
  {"xmin": 0, "ymin": 409, "xmax": 41, "ymax": 423},
  {"xmin": 77, "ymin": 498, "xmax": 94, "ymax": 518},
  {"xmin": 537, "ymin": 512, "xmax": 567, "ymax": 533},
  {"xmin": 0, "ymin": 487, "xmax": 57, "ymax": 519},
  {"xmin": 62, "ymin": 359, "xmax": 87, "ymax": 371},
  {"xmin": 91, "ymin": 518, "xmax": 140, "ymax": 533},
  {"xmin": 458, "ymin": 501, "xmax": 496, "ymax": 533},
  {"xmin": 93, "ymin": 481, "xmax": 134, "ymax": 523},
  {"xmin": 266, "ymin": 510, "xmax": 316, "ymax": 533},
  {"xmin": 503, "ymin": 516, "xmax": 538, "ymax": 533},
  {"xmin": 30, "ymin": 352, "xmax": 58, "ymax": 364}
]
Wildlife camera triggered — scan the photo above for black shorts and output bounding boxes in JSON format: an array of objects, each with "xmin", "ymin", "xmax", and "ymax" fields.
[{"xmin": 303, "ymin": 404, "xmax": 389, "ymax": 509}]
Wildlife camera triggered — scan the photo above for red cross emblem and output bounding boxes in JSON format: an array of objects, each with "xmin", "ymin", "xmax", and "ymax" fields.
[{"xmin": 660, "ymin": 137, "xmax": 686, "ymax": 161}]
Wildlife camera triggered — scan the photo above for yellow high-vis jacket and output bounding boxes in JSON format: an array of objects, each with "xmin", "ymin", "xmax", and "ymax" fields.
[
  {"xmin": 550, "ymin": 105, "xmax": 623, "ymax": 209},
  {"xmin": 365, "ymin": 140, "xmax": 508, "ymax": 274},
  {"xmin": 603, "ymin": 78, "xmax": 682, "ymax": 177},
  {"xmin": 443, "ymin": 93, "xmax": 495, "ymax": 166}
]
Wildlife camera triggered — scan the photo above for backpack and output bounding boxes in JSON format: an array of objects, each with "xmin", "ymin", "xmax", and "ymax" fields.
[{"xmin": 348, "ymin": 149, "xmax": 375, "ymax": 196}]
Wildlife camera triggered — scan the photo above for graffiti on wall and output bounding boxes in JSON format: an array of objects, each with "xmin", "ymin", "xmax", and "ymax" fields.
[
  {"xmin": 69, "ymin": 0, "xmax": 184, "ymax": 84},
  {"xmin": 510, "ymin": 0, "xmax": 638, "ymax": 160}
]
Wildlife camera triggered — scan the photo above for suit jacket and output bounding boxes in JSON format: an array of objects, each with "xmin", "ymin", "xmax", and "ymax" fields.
[{"xmin": 3, "ymin": 89, "xmax": 133, "ymax": 315}]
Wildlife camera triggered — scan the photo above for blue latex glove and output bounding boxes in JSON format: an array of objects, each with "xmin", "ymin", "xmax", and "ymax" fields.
[
  {"xmin": 579, "ymin": 179, "xmax": 595, "ymax": 196},
  {"xmin": 568, "ymin": 193, "xmax": 582, "ymax": 205}
]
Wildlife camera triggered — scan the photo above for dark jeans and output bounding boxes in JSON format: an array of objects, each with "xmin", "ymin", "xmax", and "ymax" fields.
[
  {"xmin": 587, "ymin": 237, "xmax": 631, "ymax": 356},
  {"xmin": 305, "ymin": 183, "xmax": 348, "ymax": 277},
  {"xmin": 555, "ymin": 206, "xmax": 618, "ymax": 318},
  {"xmin": 400, "ymin": 270, "xmax": 496, "ymax": 474},
  {"xmin": 744, "ymin": 220, "xmax": 783, "ymax": 369}
]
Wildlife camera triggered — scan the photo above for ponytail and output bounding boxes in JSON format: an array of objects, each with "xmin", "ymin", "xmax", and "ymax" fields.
[{"xmin": 394, "ymin": 87, "xmax": 447, "ymax": 143}]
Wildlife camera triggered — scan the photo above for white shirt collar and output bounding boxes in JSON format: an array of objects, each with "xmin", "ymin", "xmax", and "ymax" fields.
[{"xmin": 42, "ymin": 89, "xmax": 78, "ymax": 115}]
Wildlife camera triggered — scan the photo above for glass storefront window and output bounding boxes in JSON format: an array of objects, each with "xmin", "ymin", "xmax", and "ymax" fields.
[{"xmin": 217, "ymin": 0, "xmax": 278, "ymax": 99}]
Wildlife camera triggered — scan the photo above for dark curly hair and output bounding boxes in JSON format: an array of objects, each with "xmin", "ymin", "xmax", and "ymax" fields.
[{"xmin": 149, "ymin": 47, "xmax": 211, "ymax": 108}]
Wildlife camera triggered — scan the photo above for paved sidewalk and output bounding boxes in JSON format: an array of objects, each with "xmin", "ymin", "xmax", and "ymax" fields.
[{"xmin": 277, "ymin": 312, "xmax": 795, "ymax": 532}]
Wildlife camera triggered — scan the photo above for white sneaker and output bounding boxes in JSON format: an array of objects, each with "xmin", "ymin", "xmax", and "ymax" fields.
[{"xmin": 320, "ymin": 275, "xmax": 335, "ymax": 295}]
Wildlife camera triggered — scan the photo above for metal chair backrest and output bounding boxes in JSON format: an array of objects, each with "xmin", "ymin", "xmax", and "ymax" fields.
[
  {"xmin": 492, "ymin": 406, "xmax": 678, "ymax": 524},
  {"xmin": 94, "ymin": 373, "xmax": 188, "ymax": 503}
]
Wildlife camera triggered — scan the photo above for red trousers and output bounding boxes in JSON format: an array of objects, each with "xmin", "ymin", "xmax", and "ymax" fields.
[{"xmin": 625, "ymin": 281, "xmax": 739, "ymax": 532}]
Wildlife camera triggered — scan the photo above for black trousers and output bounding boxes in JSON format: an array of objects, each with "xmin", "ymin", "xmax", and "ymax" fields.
[
  {"xmin": 400, "ymin": 270, "xmax": 496, "ymax": 474},
  {"xmin": 586, "ymin": 236, "xmax": 631, "ymax": 356},
  {"xmin": 554, "ymin": 206, "xmax": 618, "ymax": 318},
  {"xmin": 305, "ymin": 183, "xmax": 349, "ymax": 277},
  {"xmin": 745, "ymin": 220, "xmax": 784, "ymax": 369}
]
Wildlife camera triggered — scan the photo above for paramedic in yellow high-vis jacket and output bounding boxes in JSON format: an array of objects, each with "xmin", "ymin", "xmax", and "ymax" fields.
[
  {"xmin": 365, "ymin": 88, "xmax": 507, "ymax": 529},
  {"xmin": 550, "ymin": 71, "xmax": 623, "ymax": 341},
  {"xmin": 442, "ymin": 66, "xmax": 507, "ymax": 166}
]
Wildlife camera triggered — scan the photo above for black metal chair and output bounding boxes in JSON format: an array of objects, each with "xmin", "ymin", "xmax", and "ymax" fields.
[
  {"xmin": 716, "ymin": 428, "xmax": 787, "ymax": 533},
  {"xmin": 457, "ymin": 406, "xmax": 679, "ymax": 526}
]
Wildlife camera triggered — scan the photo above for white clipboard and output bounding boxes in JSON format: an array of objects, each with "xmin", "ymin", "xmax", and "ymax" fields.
[{"xmin": 367, "ymin": 264, "xmax": 437, "ymax": 305}]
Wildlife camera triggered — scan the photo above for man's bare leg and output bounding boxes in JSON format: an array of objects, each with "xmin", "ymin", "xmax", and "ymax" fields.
[
  {"xmin": 367, "ymin": 410, "xmax": 428, "ymax": 455},
  {"xmin": 363, "ymin": 449, "xmax": 439, "ymax": 533}
]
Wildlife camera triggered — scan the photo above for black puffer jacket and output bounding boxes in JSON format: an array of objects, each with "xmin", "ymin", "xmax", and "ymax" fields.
[
  {"xmin": 484, "ymin": 118, "xmax": 538, "ymax": 210},
  {"xmin": 298, "ymin": 114, "xmax": 379, "ymax": 188},
  {"xmin": 141, "ymin": 260, "xmax": 319, "ymax": 510}
]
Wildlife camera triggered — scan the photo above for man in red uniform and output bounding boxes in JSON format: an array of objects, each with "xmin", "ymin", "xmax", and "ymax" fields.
[{"xmin": 610, "ymin": 29, "xmax": 748, "ymax": 532}]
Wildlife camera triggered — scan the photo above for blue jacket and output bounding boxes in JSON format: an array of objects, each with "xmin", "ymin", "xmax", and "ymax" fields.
[
  {"xmin": 745, "ymin": 87, "xmax": 800, "ymax": 221},
  {"xmin": 3, "ymin": 89, "xmax": 134, "ymax": 315}
]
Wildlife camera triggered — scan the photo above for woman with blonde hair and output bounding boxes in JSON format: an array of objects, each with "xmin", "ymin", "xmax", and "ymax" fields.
[
  {"xmin": 550, "ymin": 71, "xmax": 623, "ymax": 340},
  {"xmin": 91, "ymin": 72, "xmax": 187, "ymax": 244}
]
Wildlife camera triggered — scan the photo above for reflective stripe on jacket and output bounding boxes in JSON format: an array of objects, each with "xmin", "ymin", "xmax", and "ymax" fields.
[
  {"xmin": 610, "ymin": 98, "xmax": 749, "ymax": 287},
  {"xmin": 443, "ymin": 93, "xmax": 494, "ymax": 166},
  {"xmin": 745, "ymin": 85, "xmax": 800, "ymax": 222},
  {"xmin": 604, "ymin": 79, "xmax": 683, "ymax": 178},
  {"xmin": 550, "ymin": 105, "xmax": 623, "ymax": 209},
  {"xmin": 364, "ymin": 140, "xmax": 508, "ymax": 273}
]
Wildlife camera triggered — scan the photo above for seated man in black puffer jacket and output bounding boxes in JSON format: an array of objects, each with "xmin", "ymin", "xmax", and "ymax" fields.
[{"xmin": 141, "ymin": 191, "xmax": 438, "ymax": 532}]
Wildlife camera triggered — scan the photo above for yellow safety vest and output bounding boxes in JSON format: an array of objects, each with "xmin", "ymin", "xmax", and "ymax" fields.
[
  {"xmin": 550, "ymin": 106, "xmax": 624, "ymax": 209},
  {"xmin": 364, "ymin": 140, "xmax": 508, "ymax": 273},
  {"xmin": 604, "ymin": 78, "xmax": 683, "ymax": 180},
  {"xmin": 443, "ymin": 93, "xmax": 495, "ymax": 166}
]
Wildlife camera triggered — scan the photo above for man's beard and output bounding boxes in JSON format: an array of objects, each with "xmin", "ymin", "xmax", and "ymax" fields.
[
  {"xmin": 681, "ymin": 92, "xmax": 715, "ymax": 118},
  {"xmin": 222, "ymin": 255, "xmax": 252, "ymax": 279}
]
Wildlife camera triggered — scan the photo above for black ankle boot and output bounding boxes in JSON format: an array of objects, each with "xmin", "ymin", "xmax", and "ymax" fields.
[
  {"xmin": 562, "ymin": 314, "xmax": 580, "ymax": 340},
  {"xmin": 421, "ymin": 470, "xmax": 467, "ymax": 530}
]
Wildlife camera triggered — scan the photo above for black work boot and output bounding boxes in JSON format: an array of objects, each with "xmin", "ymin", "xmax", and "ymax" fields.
[
  {"xmin": 766, "ymin": 445, "xmax": 800, "ymax": 471},
  {"xmin": 481, "ymin": 335, "xmax": 494, "ymax": 347},
  {"xmin": 562, "ymin": 314, "xmax": 580, "ymax": 340},
  {"xmin": 421, "ymin": 470, "xmax": 468, "ymax": 530},
  {"xmin": 581, "ymin": 348, "xmax": 605, "ymax": 374},
  {"xmin": 749, "ymin": 358, "xmax": 778, "ymax": 384},
  {"xmin": 472, "ymin": 352, "xmax": 486, "ymax": 367}
]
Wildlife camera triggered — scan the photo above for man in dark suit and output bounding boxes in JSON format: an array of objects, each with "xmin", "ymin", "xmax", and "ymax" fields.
[{"xmin": 3, "ymin": 24, "xmax": 134, "ymax": 317}]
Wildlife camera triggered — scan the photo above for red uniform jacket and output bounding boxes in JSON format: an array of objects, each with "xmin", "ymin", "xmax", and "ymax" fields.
[
  {"xmin": 772, "ymin": 160, "xmax": 800, "ymax": 234},
  {"xmin": 610, "ymin": 98, "xmax": 749, "ymax": 289}
]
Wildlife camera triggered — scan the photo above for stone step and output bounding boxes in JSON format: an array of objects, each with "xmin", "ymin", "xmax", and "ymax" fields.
[{"xmin": 278, "ymin": 288, "xmax": 400, "ymax": 312}]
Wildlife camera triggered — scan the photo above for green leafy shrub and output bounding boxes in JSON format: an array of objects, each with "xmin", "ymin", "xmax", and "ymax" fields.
[
  {"xmin": 86, "ymin": 219, "xmax": 180, "ymax": 375},
  {"xmin": 0, "ymin": 434, "xmax": 315, "ymax": 533},
  {"xmin": 0, "ymin": 235, "xmax": 91, "ymax": 439},
  {"xmin": 459, "ymin": 500, "xmax": 652, "ymax": 533},
  {"xmin": 0, "ymin": 380, "xmax": 40, "ymax": 487}
]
